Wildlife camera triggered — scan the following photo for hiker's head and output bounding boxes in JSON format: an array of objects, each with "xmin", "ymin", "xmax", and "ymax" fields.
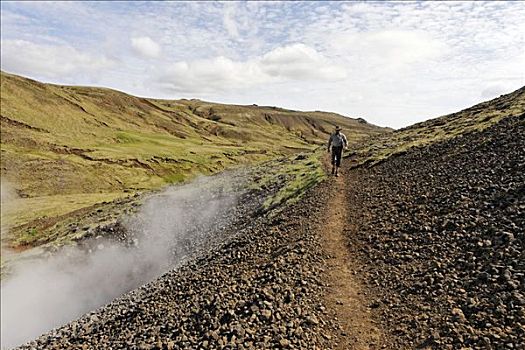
[{"xmin": 335, "ymin": 126, "xmax": 341, "ymax": 134}]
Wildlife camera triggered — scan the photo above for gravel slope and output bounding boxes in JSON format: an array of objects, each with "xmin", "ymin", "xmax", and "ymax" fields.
[
  {"xmin": 14, "ymin": 114, "xmax": 523, "ymax": 350},
  {"xmin": 344, "ymin": 115, "xmax": 524, "ymax": 349},
  {"xmin": 17, "ymin": 179, "xmax": 342, "ymax": 349}
]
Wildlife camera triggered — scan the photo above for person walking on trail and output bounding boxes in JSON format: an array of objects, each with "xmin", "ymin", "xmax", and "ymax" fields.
[{"xmin": 327, "ymin": 126, "xmax": 348, "ymax": 177}]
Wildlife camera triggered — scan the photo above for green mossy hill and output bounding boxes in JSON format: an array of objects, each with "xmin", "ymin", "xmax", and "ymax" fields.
[
  {"xmin": 1, "ymin": 71, "xmax": 386, "ymax": 197},
  {"xmin": 348, "ymin": 86, "xmax": 525, "ymax": 167},
  {"xmin": 0, "ymin": 71, "xmax": 388, "ymax": 244}
]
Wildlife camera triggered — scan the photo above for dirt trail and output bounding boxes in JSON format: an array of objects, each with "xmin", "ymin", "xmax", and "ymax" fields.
[
  {"xmin": 11, "ymin": 155, "xmax": 395, "ymax": 350},
  {"xmin": 321, "ymin": 158, "xmax": 386, "ymax": 349}
]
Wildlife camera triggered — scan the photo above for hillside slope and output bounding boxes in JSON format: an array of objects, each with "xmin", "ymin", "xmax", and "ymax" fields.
[
  {"xmin": 349, "ymin": 86, "xmax": 525, "ymax": 167},
  {"xmin": 6, "ymin": 79, "xmax": 524, "ymax": 349},
  {"xmin": 338, "ymin": 89, "xmax": 524, "ymax": 348},
  {"xmin": 345, "ymin": 114, "xmax": 524, "ymax": 349},
  {"xmin": 15, "ymin": 90, "xmax": 524, "ymax": 350},
  {"xmin": 0, "ymin": 71, "xmax": 385, "ymax": 197},
  {"xmin": 0, "ymin": 71, "xmax": 387, "ymax": 243}
]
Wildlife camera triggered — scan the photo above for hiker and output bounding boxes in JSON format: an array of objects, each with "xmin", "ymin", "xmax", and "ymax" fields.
[{"xmin": 327, "ymin": 126, "xmax": 348, "ymax": 177}]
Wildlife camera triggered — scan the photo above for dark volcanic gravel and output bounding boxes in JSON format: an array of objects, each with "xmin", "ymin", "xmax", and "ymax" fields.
[
  {"xmin": 345, "ymin": 115, "xmax": 524, "ymax": 349},
  {"xmin": 13, "ymin": 114, "xmax": 524, "ymax": 350},
  {"xmin": 17, "ymin": 182, "xmax": 336, "ymax": 349}
]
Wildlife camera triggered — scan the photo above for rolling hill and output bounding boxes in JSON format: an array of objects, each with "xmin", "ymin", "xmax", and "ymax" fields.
[{"xmin": 0, "ymin": 71, "xmax": 388, "ymax": 246}]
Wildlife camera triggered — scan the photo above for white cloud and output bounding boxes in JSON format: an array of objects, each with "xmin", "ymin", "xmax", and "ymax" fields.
[
  {"xmin": 223, "ymin": 3, "xmax": 239, "ymax": 38},
  {"xmin": 157, "ymin": 56, "xmax": 260, "ymax": 94},
  {"xmin": 329, "ymin": 30, "xmax": 448, "ymax": 72},
  {"xmin": 0, "ymin": 40, "xmax": 115, "ymax": 79},
  {"xmin": 260, "ymin": 43, "xmax": 347, "ymax": 80},
  {"xmin": 481, "ymin": 85, "xmax": 509, "ymax": 99},
  {"xmin": 156, "ymin": 43, "xmax": 346, "ymax": 94},
  {"xmin": 130, "ymin": 36, "xmax": 161, "ymax": 58}
]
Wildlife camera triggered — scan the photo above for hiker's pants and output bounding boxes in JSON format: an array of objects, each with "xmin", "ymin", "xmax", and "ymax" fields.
[{"xmin": 331, "ymin": 146, "xmax": 343, "ymax": 167}]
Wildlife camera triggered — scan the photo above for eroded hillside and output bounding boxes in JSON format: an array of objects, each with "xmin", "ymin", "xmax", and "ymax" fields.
[
  {"xmin": 0, "ymin": 71, "xmax": 387, "ymax": 248},
  {"xmin": 1, "ymin": 71, "xmax": 385, "ymax": 197}
]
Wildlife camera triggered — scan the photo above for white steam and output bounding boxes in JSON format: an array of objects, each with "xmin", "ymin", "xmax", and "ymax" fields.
[{"xmin": 1, "ymin": 175, "xmax": 241, "ymax": 349}]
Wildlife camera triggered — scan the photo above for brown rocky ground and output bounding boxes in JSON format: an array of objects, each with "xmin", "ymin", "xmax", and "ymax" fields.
[
  {"xmin": 343, "ymin": 115, "xmax": 524, "ymax": 349},
  {"xmin": 13, "ymin": 114, "xmax": 523, "ymax": 349},
  {"xmin": 319, "ymin": 169, "xmax": 388, "ymax": 350},
  {"xmin": 17, "ymin": 172, "xmax": 351, "ymax": 349}
]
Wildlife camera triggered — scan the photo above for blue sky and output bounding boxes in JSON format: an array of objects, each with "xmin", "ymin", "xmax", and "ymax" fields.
[{"xmin": 1, "ymin": 1, "xmax": 524, "ymax": 128}]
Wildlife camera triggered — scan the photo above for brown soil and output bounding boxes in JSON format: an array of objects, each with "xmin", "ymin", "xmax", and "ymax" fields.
[{"xmin": 321, "ymin": 155, "xmax": 387, "ymax": 349}]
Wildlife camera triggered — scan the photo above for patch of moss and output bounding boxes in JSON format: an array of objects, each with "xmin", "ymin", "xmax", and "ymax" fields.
[
  {"xmin": 162, "ymin": 172, "xmax": 187, "ymax": 184},
  {"xmin": 261, "ymin": 150, "xmax": 327, "ymax": 211},
  {"xmin": 15, "ymin": 227, "xmax": 40, "ymax": 246}
]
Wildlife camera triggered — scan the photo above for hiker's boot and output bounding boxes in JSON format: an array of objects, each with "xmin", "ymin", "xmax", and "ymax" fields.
[
  {"xmin": 331, "ymin": 166, "xmax": 335, "ymax": 175},
  {"xmin": 335, "ymin": 167, "xmax": 339, "ymax": 177}
]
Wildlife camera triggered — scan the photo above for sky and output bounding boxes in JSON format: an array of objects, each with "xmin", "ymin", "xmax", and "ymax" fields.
[{"xmin": 1, "ymin": 1, "xmax": 524, "ymax": 128}]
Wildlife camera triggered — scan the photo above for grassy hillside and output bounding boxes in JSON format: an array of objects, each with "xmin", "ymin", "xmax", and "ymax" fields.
[
  {"xmin": 0, "ymin": 71, "xmax": 387, "ymax": 246},
  {"xmin": 347, "ymin": 86, "xmax": 525, "ymax": 167}
]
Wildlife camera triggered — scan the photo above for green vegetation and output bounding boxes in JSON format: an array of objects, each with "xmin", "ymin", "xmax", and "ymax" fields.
[
  {"xmin": 1, "ymin": 192, "xmax": 130, "ymax": 247},
  {"xmin": 16, "ymin": 228, "xmax": 39, "ymax": 246},
  {"xmin": 249, "ymin": 150, "xmax": 327, "ymax": 212},
  {"xmin": 1, "ymin": 192, "xmax": 125, "ymax": 228},
  {"xmin": 0, "ymin": 71, "xmax": 388, "ymax": 248}
]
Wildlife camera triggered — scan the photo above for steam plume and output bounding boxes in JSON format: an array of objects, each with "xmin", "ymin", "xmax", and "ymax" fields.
[{"xmin": 1, "ymin": 174, "xmax": 241, "ymax": 349}]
